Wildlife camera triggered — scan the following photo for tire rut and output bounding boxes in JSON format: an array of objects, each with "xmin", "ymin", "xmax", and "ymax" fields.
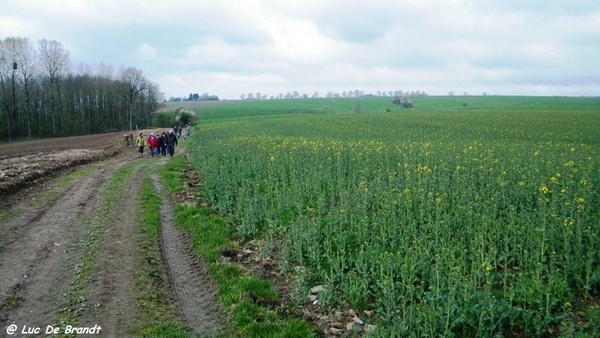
[{"xmin": 151, "ymin": 174, "xmax": 225, "ymax": 337}]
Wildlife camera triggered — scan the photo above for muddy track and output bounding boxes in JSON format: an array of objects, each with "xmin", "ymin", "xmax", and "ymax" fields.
[
  {"xmin": 151, "ymin": 174, "xmax": 224, "ymax": 337},
  {"xmin": 0, "ymin": 156, "xmax": 128, "ymax": 333}
]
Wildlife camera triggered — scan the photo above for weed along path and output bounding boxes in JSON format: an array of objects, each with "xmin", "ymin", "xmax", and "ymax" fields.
[{"xmin": 0, "ymin": 145, "xmax": 224, "ymax": 337}]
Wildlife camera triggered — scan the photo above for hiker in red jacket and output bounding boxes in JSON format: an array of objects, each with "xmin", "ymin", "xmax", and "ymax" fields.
[{"xmin": 146, "ymin": 132, "xmax": 158, "ymax": 157}]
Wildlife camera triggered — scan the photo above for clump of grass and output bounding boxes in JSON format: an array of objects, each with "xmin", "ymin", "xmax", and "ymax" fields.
[{"xmin": 0, "ymin": 208, "xmax": 23, "ymax": 225}]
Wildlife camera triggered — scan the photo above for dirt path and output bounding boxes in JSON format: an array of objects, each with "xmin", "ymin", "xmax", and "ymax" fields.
[{"xmin": 0, "ymin": 148, "xmax": 224, "ymax": 337}]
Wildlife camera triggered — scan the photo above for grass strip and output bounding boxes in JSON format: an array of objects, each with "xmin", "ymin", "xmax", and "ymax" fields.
[{"xmin": 160, "ymin": 155, "xmax": 316, "ymax": 338}]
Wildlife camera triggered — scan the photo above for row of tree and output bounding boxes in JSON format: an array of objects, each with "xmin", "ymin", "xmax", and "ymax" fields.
[
  {"xmin": 238, "ymin": 90, "xmax": 428, "ymax": 101},
  {"xmin": 0, "ymin": 36, "xmax": 163, "ymax": 142}
]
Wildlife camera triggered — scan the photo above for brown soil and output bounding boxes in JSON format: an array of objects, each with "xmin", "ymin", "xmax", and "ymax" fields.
[
  {"xmin": 0, "ymin": 131, "xmax": 223, "ymax": 337},
  {"xmin": 0, "ymin": 131, "xmax": 127, "ymax": 200}
]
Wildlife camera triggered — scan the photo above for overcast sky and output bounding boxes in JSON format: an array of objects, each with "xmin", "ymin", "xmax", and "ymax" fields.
[{"xmin": 1, "ymin": 0, "xmax": 599, "ymax": 99}]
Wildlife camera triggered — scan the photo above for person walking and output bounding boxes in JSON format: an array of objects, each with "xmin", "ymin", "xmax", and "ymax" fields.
[
  {"xmin": 146, "ymin": 132, "xmax": 158, "ymax": 157},
  {"xmin": 159, "ymin": 132, "xmax": 167, "ymax": 156},
  {"xmin": 166, "ymin": 129, "xmax": 178, "ymax": 157},
  {"xmin": 135, "ymin": 132, "xmax": 145, "ymax": 158}
]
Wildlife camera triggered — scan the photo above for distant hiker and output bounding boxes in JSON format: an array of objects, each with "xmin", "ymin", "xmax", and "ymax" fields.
[
  {"xmin": 186, "ymin": 124, "xmax": 190, "ymax": 137},
  {"xmin": 147, "ymin": 132, "xmax": 158, "ymax": 157},
  {"xmin": 166, "ymin": 129, "xmax": 178, "ymax": 157},
  {"xmin": 135, "ymin": 132, "xmax": 145, "ymax": 157},
  {"xmin": 159, "ymin": 132, "xmax": 167, "ymax": 156}
]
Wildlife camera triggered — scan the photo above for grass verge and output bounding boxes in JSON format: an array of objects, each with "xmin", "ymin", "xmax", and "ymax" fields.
[{"xmin": 160, "ymin": 155, "xmax": 317, "ymax": 338}]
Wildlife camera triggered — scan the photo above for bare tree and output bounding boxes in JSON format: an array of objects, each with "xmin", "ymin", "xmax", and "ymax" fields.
[
  {"xmin": 77, "ymin": 61, "xmax": 93, "ymax": 76},
  {"xmin": 141, "ymin": 81, "xmax": 164, "ymax": 126},
  {"xmin": 38, "ymin": 39, "xmax": 70, "ymax": 135},
  {"xmin": 0, "ymin": 37, "xmax": 38, "ymax": 140},
  {"xmin": 0, "ymin": 39, "xmax": 11, "ymax": 140},
  {"xmin": 98, "ymin": 61, "xmax": 115, "ymax": 80},
  {"xmin": 0, "ymin": 39, "xmax": 19, "ymax": 141},
  {"xmin": 13, "ymin": 37, "xmax": 37, "ymax": 138},
  {"xmin": 119, "ymin": 66, "xmax": 147, "ymax": 130}
]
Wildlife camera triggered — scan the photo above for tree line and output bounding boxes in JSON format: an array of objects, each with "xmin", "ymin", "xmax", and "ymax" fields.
[
  {"xmin": 237, "ymin": 90, "xmax": 428, "ymax": 101},
  {"xmin": 0, "ymin": 37, "xmax": 163, "ymax": 142}
]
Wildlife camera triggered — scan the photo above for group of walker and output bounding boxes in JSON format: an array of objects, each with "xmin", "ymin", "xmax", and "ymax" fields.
[{"xmin": 135, "ymin": 128, "xmax": 179, "ymax": 158}]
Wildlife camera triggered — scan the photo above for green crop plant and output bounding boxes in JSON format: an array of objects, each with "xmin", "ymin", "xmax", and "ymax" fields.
[{"xmin": 188, "ymin": 96, "xmax": 599, "ymax": 336}]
